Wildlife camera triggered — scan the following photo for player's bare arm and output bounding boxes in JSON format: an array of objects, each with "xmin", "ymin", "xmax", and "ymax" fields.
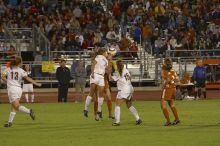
[{"xmin": 23, "ymin": 76, "xmax": 42, "ymax": 87}]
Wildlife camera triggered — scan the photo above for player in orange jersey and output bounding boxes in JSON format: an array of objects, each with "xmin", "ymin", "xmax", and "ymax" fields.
[
  {"xmin": 161, "ymin": 58, "xmax": 180, "ymax": 126},
  {"xmin": 104, "ymin": 53, "xmax": 114, "ymax": 119}
]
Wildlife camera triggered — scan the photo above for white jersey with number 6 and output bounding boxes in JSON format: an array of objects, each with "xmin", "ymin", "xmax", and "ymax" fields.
[{"xmin": 113, "ymin": 68, "xmax": 134, "ymax": 100}]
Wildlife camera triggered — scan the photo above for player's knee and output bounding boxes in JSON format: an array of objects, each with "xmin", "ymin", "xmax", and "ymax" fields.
[{"xmin": 161, "ymin": 105, "xmax": 167, "ymax": 110}]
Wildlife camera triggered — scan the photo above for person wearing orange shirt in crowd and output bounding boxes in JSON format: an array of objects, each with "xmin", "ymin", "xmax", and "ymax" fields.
[
  {"xmin": 120, "ymin": 34, "xmax": 131, "ymax": 58},
  {"xmin": 161, "ymin": 58, "xmax": 180, "ymax": 126},
  {"xmin": 141, "ymin": 21, "xmax": 153, "ymax": 51}
]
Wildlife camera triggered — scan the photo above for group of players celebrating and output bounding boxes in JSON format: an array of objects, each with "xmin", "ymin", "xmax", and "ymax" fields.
[{"xmin": 1, "ymin": 47, "xmax": 184, "ymax": 127}]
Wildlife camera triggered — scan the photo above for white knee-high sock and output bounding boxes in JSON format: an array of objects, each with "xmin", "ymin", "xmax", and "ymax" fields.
[
  {"xmin": 8, "ymin": 112, "xmax": 16, "ymax": 123},
  {"xmin": 18, "ymin": 106, "xmax": 30, "ymax": 114},
  {"xmin": 97, "ymin": 97, "xmax": 104, "ymax": 112},
  {"xmin": 115, "ymin": 106, "xmax": 120, "ymax": 123},
  {"xmin": 25, "ymin": 94, "xmax": 29, "ymax": 103},
  {"xmin": 129, "ymin": 106, "xmax": 140, "ymax": 121},
  {"xmin": 31, "ymin": 94, "xmax": 35, "ymax": 103},
  {"xmin": 84, "ymin": 96, "xmax": 92, "ymax": 111}
]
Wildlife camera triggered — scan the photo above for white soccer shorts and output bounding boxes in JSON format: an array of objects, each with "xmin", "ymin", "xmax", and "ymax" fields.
[
  {"xmin": 90, "ymin": 73, "xmax": 105, "ymax": 87},
  {"xmin": 23, "ymin": 84, "xmax": 34, "ymax": 92},
  {"xmin": 8, "ymin": 86, "xmax": 22, "ymax": 103}
]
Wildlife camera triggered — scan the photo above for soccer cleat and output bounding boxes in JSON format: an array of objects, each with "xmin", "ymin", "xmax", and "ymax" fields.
[
  {"xmin": 97, "ymin": 112, "xmax": 103, "ymax": 119},
  {"xmin": 136, "ymin": 119, "xmax": 142, "ymax": 125},
  {"xmin": 109, "ymin": 116, "xmax": 115, "ymax": 119},
  {"xmin": 83, "ymin": 110, "xmax": 88, "ymax": 117},
  {"xmin": 112, "ymin": 123, "xmax": 120, "ymax": 126},
  {"xmin": 95, "ymin": 114, "xmax": 100, "ymax": 121},
  {"xmin": 164, "ymin": 122, "xmax": 172, "ymax": 126},
  {"xmin": 172, "ymin": 120, "xmax": 181, "ymax": 125},
  {"xmin": 30, "ymin": 109, "xmax": 35, "ymax": 120},
  {"xmin": 4, "ymin": 122, "xmax": 12, "ymax": 128}
]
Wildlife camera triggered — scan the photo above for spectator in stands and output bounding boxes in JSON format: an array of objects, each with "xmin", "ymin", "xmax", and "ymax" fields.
[
  {"xmin": 120, "ymin": 34, "xmax": 131, "ymax": 58},
  {"xmin": 73, "ymin": 5, "xmax": 82, "ymax": 19},
  {"xmin": 70, "ymin": 16, "xmax": 81, "ymax": 32},
  {"xmin": 74, "ymin": 59, "xmax": 87, "ymax": 103},
  {"xmin": 6, "ymin": 45, "xmax": 16, "ymax": 59},
  {"xmin": 0, "ymin": 1, "xmax": 6, "ymax": 15},
  {"xmin": 93, "ymin": 29, "xmax": 103, "ymax": 46},
  {"xmin": 92, "ymin": 0, "xmax": 104, "ymax": 13},
  {"xmin": 169, "ymin": 36, "xmax": 177, "ymax": 50},
  {"xmin": 107, "ymin": 16, "xmax": 118, "ymax": 29},
  {"xmin": 112, "ymin": 1, "xmax": 121, "ymax": 21},
  {"xmin": 106, "ymin": 27, "xmax": 117, "ymax": 42},
  {"xmin": 154, "ymin": 37, "xmax": 164, "ymax": 57},
  {"xmin": 141, "ymin": 21, "xmax": 153, "ymax": 52},
  {"xmin": 133, "ymin": 23, "xmax": 141, "ymax": 44},
  {"xmin": 56, "ymin": 59, "xmax": 71, "ymax": 102},
  {"xmin": 129, "ymin": 41, "xmax": 139, "ymax": 59}
]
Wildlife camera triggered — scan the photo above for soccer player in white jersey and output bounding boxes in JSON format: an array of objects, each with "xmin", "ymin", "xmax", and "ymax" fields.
[
  {"xmin": 84, "ymin": 48, "xmax": 108, "ymax": 121},
  {"xmin": 23, "ymin": 64, "xmax": 35, "ymax": 103},
  {"xmin": 111, "ymin": 60, "xmax": 142, "ymax": 126},
  {"xmin": 1, "ymin": 57, "xmax": 41, "ymax": 128}
]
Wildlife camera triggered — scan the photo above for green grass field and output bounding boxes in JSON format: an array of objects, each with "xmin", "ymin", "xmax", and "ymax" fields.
[{"xmin": 0, "ymin": 100, "xmax": 220, "ymax": 146}]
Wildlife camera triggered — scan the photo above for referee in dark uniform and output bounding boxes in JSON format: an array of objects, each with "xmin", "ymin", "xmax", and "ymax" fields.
[{"xmin": 56, "ymin": 59, "xmax": 71, "ymax": 102}]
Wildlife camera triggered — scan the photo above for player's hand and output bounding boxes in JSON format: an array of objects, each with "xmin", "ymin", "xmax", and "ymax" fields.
[
  {"xmin": 91, "ymin": 73, "xmax": 94, "ymax": 79},
  {"xmin": 36, "ymin": 83, "xmax": 42, "ymax": 87}
]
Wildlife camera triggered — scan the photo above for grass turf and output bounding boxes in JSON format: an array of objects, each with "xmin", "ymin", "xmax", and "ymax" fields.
[{"xmin": 0, "ymin": 100, "xmax": 220, "ymax": 146}]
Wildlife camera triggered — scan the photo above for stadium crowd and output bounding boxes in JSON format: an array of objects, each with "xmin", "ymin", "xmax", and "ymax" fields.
[{"xmin": 0, "ymin": 0, "xmax": 219, "ymax": 59}]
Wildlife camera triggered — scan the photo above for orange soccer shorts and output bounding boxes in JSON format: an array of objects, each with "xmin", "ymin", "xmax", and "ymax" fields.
[{"xmin": 161, "ymin": 88, "xmax": 176, "ymax": 101}]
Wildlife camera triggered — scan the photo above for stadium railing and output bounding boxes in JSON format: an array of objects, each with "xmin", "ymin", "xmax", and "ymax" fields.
[{"xmin": 165, "ymin": 49, "xmax": 220, "ymax": 59}]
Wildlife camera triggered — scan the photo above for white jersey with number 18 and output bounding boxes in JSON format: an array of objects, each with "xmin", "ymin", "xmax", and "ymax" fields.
[{"xmin": 112, "ymin": 68, "xmax": 133, "ymax": 93}]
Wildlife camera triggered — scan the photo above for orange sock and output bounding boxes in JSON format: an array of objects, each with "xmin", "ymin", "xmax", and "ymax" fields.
[
  {"xmin": 94, "ymin": 101, "xmax": 98, "ymax": 115},
  {"xmin": 107, "ymin": 100, "xmax": 112, "ymax": 117},
  {"xmin": 162, "ymin": 108, "xmax": 170, "ymax": 123},
  {"xmin": 171, "ymin": 106, "xmax": 179, "ymax": 121}
]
